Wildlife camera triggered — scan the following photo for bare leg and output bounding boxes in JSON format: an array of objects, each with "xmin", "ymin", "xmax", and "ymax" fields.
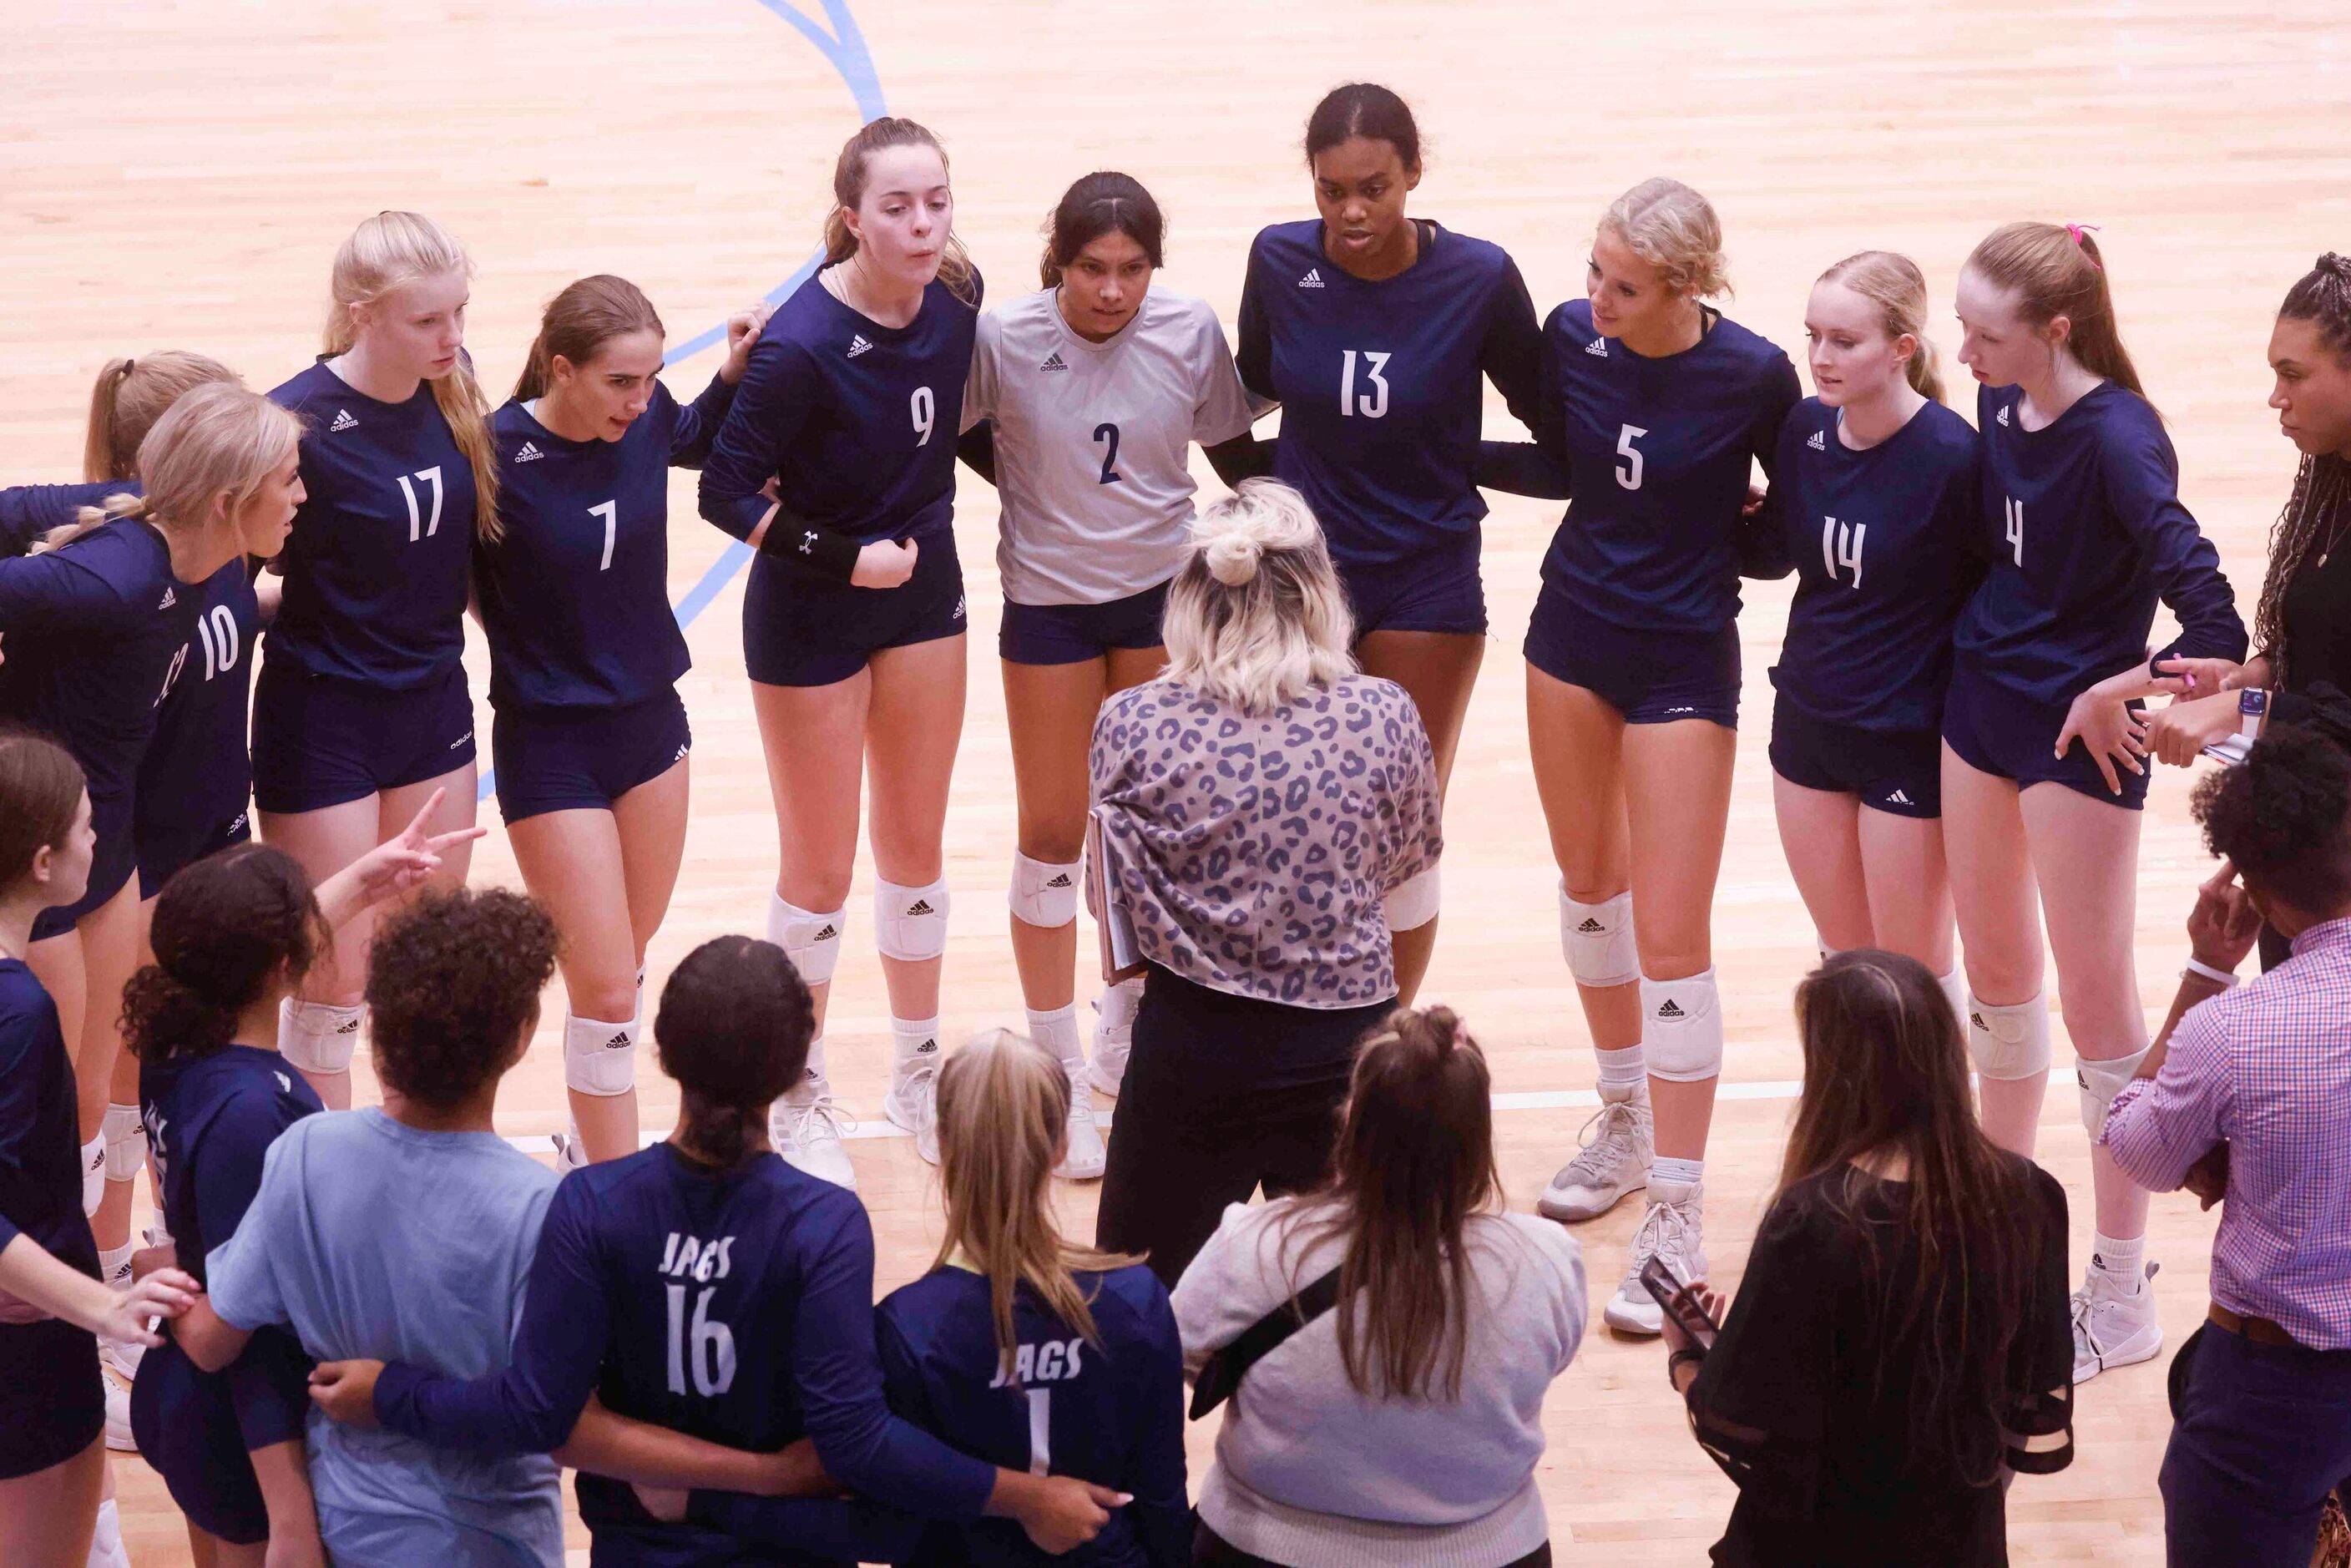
[
  {"xmin": 863, "ymin": 635, "xmax": 968, "ymax": 1026},
  {"xmin": 1939, "ymin": 744, "xmax": 2047, "ymax": 1155},
  {"xmin": 1622, "ymin": 719, "xmax": 1737, "ymax": 1162},
  {"xmin": 1855, "ymin": 806, "xmax": 1958, "ymax": 974},
  {"xmin": 0, "ymin": 1434, "xmax": 102, "ymax": 1568},
  {"xmin": 1772, "ymin": 772, "xmax": 1873, "ymax": 953},
  {"xmin": 1525, "ymin": 665, "xmax": 1640, "ymax": 1054},
  {"xmin": 751, "ymin": 674, "xmax": 872, "ymax": 1044},
  {"xmin": 1357, "ymin": 630, "xmax": 1483, "ymax": 1003},
  {"xmin": 1001, "ymin": 655, "xmax": 1108, "ymax": 1014}
]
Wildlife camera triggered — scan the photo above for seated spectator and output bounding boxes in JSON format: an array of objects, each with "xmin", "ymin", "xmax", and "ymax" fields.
[
  {"xmin": 879, "ymin": 1029, "xmax": 1189, "ymax": 1567},
  {"xmin": 304, "ymin": 935, "xmax": 1127, "ymax": 1564},
  {"xmin": 1664, "ymin": 951, "xmax": 2072, "ymax": 1567},
  {"xmin": 2101, "ymin": 726, "xmax": 2351, "ymax": 1567},
  {"xmin": 1173, "ymin": 1007, "xmax": 1585, "ymax": 1568}
]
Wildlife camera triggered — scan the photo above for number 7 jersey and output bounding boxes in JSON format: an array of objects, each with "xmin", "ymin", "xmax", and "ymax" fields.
[{"xmin": 267, "ymin": 359, "xmax": 478, "ymax": 689}]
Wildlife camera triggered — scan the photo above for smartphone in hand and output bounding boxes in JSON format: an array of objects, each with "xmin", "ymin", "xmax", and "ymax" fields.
[{"xmin": 1639, "ymin": 1256, "xmax": 1721, "ymax": 1351}]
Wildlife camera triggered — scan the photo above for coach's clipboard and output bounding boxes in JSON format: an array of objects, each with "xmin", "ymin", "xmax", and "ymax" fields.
[{"xmin": 1087, "ymin": 808, "xmax": 1148, "ymax": 986}]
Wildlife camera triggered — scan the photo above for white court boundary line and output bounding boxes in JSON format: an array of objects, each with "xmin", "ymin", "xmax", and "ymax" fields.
[{"xmin": 498, "ymin": 1079, "xmax": 1814, "ymax": 1155}]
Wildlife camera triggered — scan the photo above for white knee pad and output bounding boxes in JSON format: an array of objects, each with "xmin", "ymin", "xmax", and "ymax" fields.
[
  {"xmin": 2078, "ymin": 1046, "xmax": 2152, "ymax": 1140},
  {"xmin": 564, "ymin": 1013, "xmax": 639, "ymax": 1098},
  {"xmin": 279, "ymin": 999, "xmax": 364, "ymax": 1075},
  {"xmin": 81, "ymin": 1132, "xmax": 104, "ymax": 1217},
  {"xmin": 1641, "ymin": 969, "xmax": 1724, "ymax": 1083},
  {"xmin": 1383, "ymin": 865, "xmax": 1440, "ymax": 933},
  {"xmin": 1966, "ymin": 993, "xmax": 2052, "ymax": 1082},
  {"xmin": 874, "ymin": 877, "xmax": 949, "ymax": 963},
  {"xmin": 767, "ymin": 894, "xmax": 846, "ymax": 986},
  {"xmin": 1560, "ymin": 888, "xmax": 1638, "ymax": 989},
  {"xmin": 102, "ymin": 1102, "xmax": 145, "ymax": 1181},
  {"xmin": 1007, "ymin": 852, "xmax": 1081, "ymax": 929}
]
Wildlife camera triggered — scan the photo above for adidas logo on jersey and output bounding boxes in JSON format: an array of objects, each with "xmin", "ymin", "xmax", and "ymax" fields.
[
  {"xmin": 449, "ymin": 730, "xmax": 473, "ymax": 750},
  {"xmin": 1297, "ymin": 268, "xmax": 1326, "ymax": 289},
  {"xmin": 1887, "ymin": 788, "xmax": 1914, "ymax": 806},
  {"xmin": 156, "ymin": 586, "xmax": 176, "ymax": 609},
  {"xmin": 847, "ymin": 335, "xmax": 874, "ymax": 359},
  {"xmin": 514, "ymin": 441, "xmax": 544, "ymax": 463},
  {"xmin": 1039, "ymin": 350, "xmax": 1069, "ymax": 372},
  {"xmin": 1585, "ymin": 337, "xmax": 1608, "ymax": 357},
  {"xmin": 904, "ymin": 898, "xmax": 936, "ymax": 917},
  {"xmin": 329, "ymin": 408, "xmax": 358, "ymax": 432},
  {"xmin": 952, "ymin": 594, "xmax": 967, "ymax": 621},
  {"xmin": 1656, "ymin": 999, "xmax": 1686, "ymax": 1020},
  {"xmin": 1807, "ymin": 430, "xmax": 1827, "ymax": 451},
  {"xmin": 274, "ymin": 1071, "xmax": 293, "ymax": 1095},
  {"xmin": 1996, "ymin": 405, "xmax": 2011, "ymax": 427}
]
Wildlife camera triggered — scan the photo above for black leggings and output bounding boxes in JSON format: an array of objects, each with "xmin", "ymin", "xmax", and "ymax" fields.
[
  {"xmin": 1095, "ymin": 964, "xmax": 1391, "ymax": 1287},
  {"xmin": 1194, "ymin": 1520, "xmax": 1554, "ymax": 1568}
]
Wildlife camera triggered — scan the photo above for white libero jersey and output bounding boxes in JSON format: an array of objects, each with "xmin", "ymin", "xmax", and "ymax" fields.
[{"xmin": 965, "ymin": 284, "xmax": 1254, "ymax": 606}]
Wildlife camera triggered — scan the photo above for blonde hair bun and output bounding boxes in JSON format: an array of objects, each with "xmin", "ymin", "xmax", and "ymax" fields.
[{"xmin": 1204, "ymin": 531, "xmax": 1263, "ymax": 586}]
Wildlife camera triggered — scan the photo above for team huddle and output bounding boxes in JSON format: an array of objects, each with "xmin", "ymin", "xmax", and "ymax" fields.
[{"xmin": 0, "ymin": 68, "xmax": 2314, "ymax": 1568}]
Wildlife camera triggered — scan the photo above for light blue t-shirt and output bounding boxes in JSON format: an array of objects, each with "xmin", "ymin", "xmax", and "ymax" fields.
[{"xmin": 205, "ymin": 1108, "xmax": 562, "ymax": 1567}]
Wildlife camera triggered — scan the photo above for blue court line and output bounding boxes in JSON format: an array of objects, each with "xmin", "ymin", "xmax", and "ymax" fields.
[{"xmin": 480, "ymin": 0, "xmax": 883, "ymax": 802}]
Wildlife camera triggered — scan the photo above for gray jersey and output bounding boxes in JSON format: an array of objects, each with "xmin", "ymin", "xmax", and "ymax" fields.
[{"xmin": 965, "ymin": 285, "xmax": 1254, "ymax": 606}]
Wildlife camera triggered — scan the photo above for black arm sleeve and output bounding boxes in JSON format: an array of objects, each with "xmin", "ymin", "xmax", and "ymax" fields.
[
  {"xmin": 955, "ymin": 421, "xmax": 998, "ymax": 487},
  {"xmin": 1682, "ymin": 1196, "xmax": 1831, "ymax": 1520},
  {"xmin": 757, "ymin": 509, "xmax": 862, "ymax": 581},
  {"xmin": 1204, "ymin": 432, "xmax": 1277, "ymax": 488}
]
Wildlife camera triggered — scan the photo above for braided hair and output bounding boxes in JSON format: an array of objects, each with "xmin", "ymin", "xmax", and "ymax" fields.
[{"xmin": 2255, "ymin": 253, "xmax": 2351, "ymax": 683}]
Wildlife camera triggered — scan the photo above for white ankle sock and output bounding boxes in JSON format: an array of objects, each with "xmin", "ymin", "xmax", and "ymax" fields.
[
  {"xmin": 1595, "ymin": 1044, "xmax": 1647, "ymax": 1090},
  {"xmin": 1026, "ymin": 1004, "xmax": 1082, "ymax": 1070},
  {"xmin": 1652, "ymin": 1155, "xmax": 1704, "ymax": 1189},
  {"xmin": 2091, "ymin": 1232, "xmax": 2146, "ymax": 1290},
  {"xmin": 892, "ymin": 1016, "xmax": 942, "ymax": 1078},
  {"xmin": 790, "ymin": 1034, "xmax": 828, "ymax": 1104},
  {"xmin": 99, "ymin": 1239, "xmax": 134, "ymax": 1289}
]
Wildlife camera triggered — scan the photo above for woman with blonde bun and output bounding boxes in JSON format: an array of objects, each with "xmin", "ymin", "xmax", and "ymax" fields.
[{"xmin": 1089, "ymin": 479, "xmax": 1443, "ymax": 1284}]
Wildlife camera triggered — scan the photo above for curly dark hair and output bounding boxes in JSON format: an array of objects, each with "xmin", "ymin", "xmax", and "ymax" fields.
[
  {"xmin": 655, "ymin": 936, "xmax": 814, "ymax": 1168},
  {"xmin": 125, "ymin": 845, "xmax": 328, "ymax": 1065},
  {"xmin": 2194, "ymin": 724, "xmax": 2351, "ymax": 916},
  {"xmin": 366, "ymin": 887, "xmax": 559, "ymax": 1107}
]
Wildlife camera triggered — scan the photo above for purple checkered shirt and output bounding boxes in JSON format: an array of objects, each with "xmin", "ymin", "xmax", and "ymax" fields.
[{"xmin": 2103, "ymin": 916, "xmax": 2351, "ymax": 1350}]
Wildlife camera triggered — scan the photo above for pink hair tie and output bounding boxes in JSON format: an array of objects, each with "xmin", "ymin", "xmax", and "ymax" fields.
[{"xmin": 2065, "ymin": 222, "xmax": 2103, "ymax": 266}]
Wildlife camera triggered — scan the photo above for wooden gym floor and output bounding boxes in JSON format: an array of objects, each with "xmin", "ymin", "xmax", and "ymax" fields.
[{"xmin": 10, "ymin": 0, "xmax": 2351, "ymax": 1560}]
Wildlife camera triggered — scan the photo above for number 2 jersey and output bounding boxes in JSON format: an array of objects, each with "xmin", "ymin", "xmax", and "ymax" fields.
[
  {"xmin": 1757, "ymin": 398, "xmax": 1982, "ymax": 734},
  {"xmin": 1534, "ymin": 298, "xmax": 1801, "ymax": 635},
  {"xmin": 1958, "ymin": 381, "xmax": 2243, "ymax": 708},
  {"xmin": 372, "ymin": 1143, "xmax": 996, "ymax": 1567},
  {"xmin": 877, "ymin": 1262, "xmax": 1190, "ymax": 1568},
  {"xmin": 1237, "ymin": 219, "xmax": 1542, "ymax": 572},
  {"xmin": 267, "ymin": 360, "xmax": 478, "ymax": 690}
]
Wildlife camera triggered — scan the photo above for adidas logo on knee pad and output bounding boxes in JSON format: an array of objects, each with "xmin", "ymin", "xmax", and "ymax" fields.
[
  {"xmin": 603, "ymin": 1033, "xmax": 631, "ymax": 1052},
  {"xmin": 1046, "ymin": 873, "xmax": 1071, "ymax": 888},
  {"xmin": 813, "ymin": 923, "xmax": 837, "ymax": 941},
  {"xmin": 1576, "ymin": 918, "xmax": 1603, "ymax": 934},
  {"xmin": 1656, "ymin": 999, "xmax": 1685, "ymax": 1019},
  {"xmin": 905, "ymin": 899, "xmax": 935, "ymax": 917}
]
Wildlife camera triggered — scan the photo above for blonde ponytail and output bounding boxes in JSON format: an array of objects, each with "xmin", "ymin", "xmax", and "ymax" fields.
[
  {"xmin": 931, "ymin": 1031, "xmax": 1140, "ymax": 1374},
  {"xmin": 82, "ymin": 352, "xmax": 239, "ymax": 482},
  {"xmin": 1818, "ymin": 250, "xmax": 1947, "ymax": 405},
  {"xmin": 324, "ymin": 211, "xmax": 503, "ymax": 541}
]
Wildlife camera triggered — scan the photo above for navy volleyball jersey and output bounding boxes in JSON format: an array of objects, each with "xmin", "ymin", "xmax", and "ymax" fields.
[
  {"xmin": 877, "ymin": 1264, "xmax": 1189, "ymax": 1568},
  {"xmin": 0, "ymin": 481, "xmax": 129, "ymax": 554},
  {"xmin": 0, "ymin": 961, "xmax": 94, "ymax": 1273},
  {"xmin": 1236, "ymin": 220, "xmax": 1542, "ymax": 569},
  {"xmin": 0, "ymin": 516, "xmax": 197, "ymax": 805},
  {"xmin": 475, "ymin": 375, "xmax": 735, "ymax": 712},
  {"xmin": 1535, "ymin": 299, "xmax": 1802, "ymax": 633},
  {"xmin": 699, "ymin": 268, "xmax": 983, "ymax": 550},
  {"xmin": 139, "ymin": 558, "xmax": 259, "ymax": 847},
  {"xmin": 1958, "ymin": 382, "xmax": 2246, "ymax": 706},
  {"xmin": 140, "ymin": 1045, "xmax": 321, "ymax": 1444},
  {"xmin": 267, "ymin": 361, "xmax": 478, "ymax": 689},
  {"xmin": 372, "ymin": 1146, "xmax": 994, "ymax": 1566},
  {"xmin": 1757, "ymin": 399, "xmax": 1984, "ymax": 733}
]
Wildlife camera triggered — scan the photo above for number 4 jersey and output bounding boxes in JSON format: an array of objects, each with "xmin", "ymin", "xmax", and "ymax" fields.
[{"xmin": 267, "ymin": 359, "xmax": 478, "ymax": 689}]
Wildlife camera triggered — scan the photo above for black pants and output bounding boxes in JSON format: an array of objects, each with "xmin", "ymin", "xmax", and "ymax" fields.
[
  {"xmin": 1194, "ymin": 1520, "xmax": 1553, "ymax": 1568},
  {"xmin": 1095, "ymin": 964, "xmax": 1391, "ymax": 1287}
]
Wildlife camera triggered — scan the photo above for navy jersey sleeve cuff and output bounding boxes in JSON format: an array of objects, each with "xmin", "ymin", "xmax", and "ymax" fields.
[{"xmin": 371, "ymin": 1361, "xmax": 433, "ymax": 1440}]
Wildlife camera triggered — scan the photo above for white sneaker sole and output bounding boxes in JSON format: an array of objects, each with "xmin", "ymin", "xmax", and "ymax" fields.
[
  {"xmin": 1603, "ymin": 1289, "xmax": 1664, "ymax": 1337},
  {"xmin": 2075, "ymin": 1321, "xmax": 2163, "ymax": 1383},
  {"xmin": 1537, "ymin": 1171, "xmax": 1647, "ymax": 1224},
  {"xmin": 103, "ymin": 1366, "xmax": 135, "ymax": 1451}
]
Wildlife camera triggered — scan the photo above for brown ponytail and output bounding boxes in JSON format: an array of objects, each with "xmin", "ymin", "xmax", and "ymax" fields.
[
  {"xmin": 1965, "ymin": 221, "xmax": 2148, "ymax": 406},
  {"xmin": 513, "ymin": 276, "xmax": 665, "ymax": 402},
  {"xmin": 323, "ymin": 211, "xmax": 503, "ymax": 542},
  {"xmin": 822, "ymin": 118, "xmax": 978, "ymax": 306}
]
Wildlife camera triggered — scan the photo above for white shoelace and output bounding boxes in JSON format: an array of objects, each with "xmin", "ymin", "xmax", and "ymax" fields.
[
  {"xmin": 1631, "ymin": 1191, "xmax": 1699, "ymax": 1272},
  {"xmin": 781, "ymin": 1095, "xmax": 857, "ymax": 1148},
  {"xmin": 1564, "ymin": 1099, "xmax": 1645, "ymax": 1178}
]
